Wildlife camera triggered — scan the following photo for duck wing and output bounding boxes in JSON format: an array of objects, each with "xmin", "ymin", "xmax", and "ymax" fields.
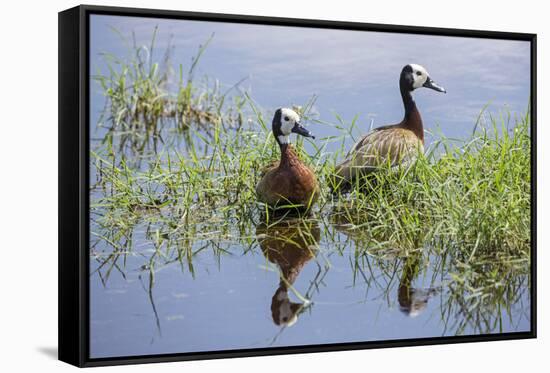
[
  {"xmin": 335, "ymin": 126, "xmax": 423, "ymax": 184},
  {"xmin": 259, "ymin": 160, "xmax": 279, "ymax": 178}
]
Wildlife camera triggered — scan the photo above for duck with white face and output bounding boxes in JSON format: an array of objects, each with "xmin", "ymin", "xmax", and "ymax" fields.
[
  {"xmin": 407, "ymin": 63, "xmax": 447, "ymax": 93},
  {"xmin": 333, "ymin": 64, "xmax": 446, "ymax": 191},
  {"xmin": 256, "ymin": 108, "xmax": 319, "ymax": 211},
  {"xmin": 273, "ymin": 108, "xmax": 315, "ymax": 145}
]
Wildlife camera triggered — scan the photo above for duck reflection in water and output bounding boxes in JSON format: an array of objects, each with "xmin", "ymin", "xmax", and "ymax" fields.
[
  {"xmin": 397, "ymin": 254, "xmax": 438, "ymax": 317},
  {"xmin": 331, "ymin": 212, "xmax": 437, "ymax": 318},
  {"xmin": 256, "ymin": 219, "xmax": 320, "ymax": 327}
]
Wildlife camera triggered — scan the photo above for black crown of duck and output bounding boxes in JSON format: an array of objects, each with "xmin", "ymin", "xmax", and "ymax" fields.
[
  {"xmin": 256, "ymin": 108, "xmax": 319, "ymax": 210},
  {"xmin": 334, "ymin": 64, "xmax": 446, "ymax": 189}
]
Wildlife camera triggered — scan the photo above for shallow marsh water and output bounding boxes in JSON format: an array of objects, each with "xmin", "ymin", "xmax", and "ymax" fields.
[
  {"xmin": 89, "ymin": 15, "xmax": 531, "ymax": 358},
  {"xmin": 90, "ymin": 217, "xmax": 530, "ymax": 357}
]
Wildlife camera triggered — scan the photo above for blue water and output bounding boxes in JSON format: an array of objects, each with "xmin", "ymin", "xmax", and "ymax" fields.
[
  {"xmin": 89, "ymin": 221, "xmax": 530, "ymax": 358},
  {"xmin": 89, "ymin": 14, "xmax": 531, "ymax": 149},
  {"xmin": 88, "ymin": 14, "xmax": 531, "ymax": 359}
]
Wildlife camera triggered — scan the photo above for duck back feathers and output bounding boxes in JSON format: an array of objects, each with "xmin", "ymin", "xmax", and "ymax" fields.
[{"xmin": 335, "ymin": 124, "xmax": 424, "ymax": 184}]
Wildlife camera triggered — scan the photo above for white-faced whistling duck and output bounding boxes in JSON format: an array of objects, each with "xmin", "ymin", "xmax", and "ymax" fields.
[
  {"xmin": 334, "ymin": 64, "xmax": 446, "ymax": 190},
  {"xmin": 256, "ymin": 108, "xmax": 319, "ymax": 211}
]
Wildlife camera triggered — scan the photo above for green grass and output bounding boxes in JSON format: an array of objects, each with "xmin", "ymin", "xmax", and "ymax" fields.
[
  {"xmin": 89, "ymin": 30, "xmax": 531, "ymax": 335},
  {"xmin": 92, "ymin": 107, "xmax": 531, "ymax": 254},
  {"xmin": 93, "ymin": 29, "xmax": 246, "ymax": 157}
]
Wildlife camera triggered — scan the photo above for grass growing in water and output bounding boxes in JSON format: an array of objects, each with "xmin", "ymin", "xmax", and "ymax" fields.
[
  {"xmin": 91, "ymin": 107, "xmax": 530, "ymax": 326},
  {"xmin": 93, "ymin": 28, "xmax": 246, "ymax": 156},
  {"xmin": 92, "ymin": 108, "xmax": 530, "ymax": 254},
  {"xmin": 89, "ymin": 29, "xmax": 531, "ymax": 335}
]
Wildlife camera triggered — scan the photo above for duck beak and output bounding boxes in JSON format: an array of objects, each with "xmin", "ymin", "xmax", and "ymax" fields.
[
  {"xmin": 292, "ymin": 122, "xmax": 315, "ymax": 139},
  {"xmin": 423, "ymin": 77, "xmax": 446, "ymax": 93}
]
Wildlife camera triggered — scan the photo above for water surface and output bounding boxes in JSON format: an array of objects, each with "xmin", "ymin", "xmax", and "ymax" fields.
[{"xmin": 88, "ymin": 14, "xmax": 531, "ymax": 359}]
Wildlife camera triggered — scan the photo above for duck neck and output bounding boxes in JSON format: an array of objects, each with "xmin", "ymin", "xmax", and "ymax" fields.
[
  {"xmin": 279, "ymin": 143, "xmax": 299, "ymax": 168},
  {"xmin": 400, "ymin": 86, "xmax": 424, "ymax": 143}
]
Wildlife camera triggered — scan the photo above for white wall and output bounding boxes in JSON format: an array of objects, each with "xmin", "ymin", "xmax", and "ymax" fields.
[{"xmin": 0, "ymin": 0, "xmax": 546, "ymax": 371}]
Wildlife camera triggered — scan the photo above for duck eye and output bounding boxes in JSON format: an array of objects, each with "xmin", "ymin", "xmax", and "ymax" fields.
[
  {"xmin": 416, "ymin": 71, "xmax": 422, "ymax": 76},
  {"xmin": 284, "ymin": 116, "xmax": 290, "ymax": 121}
]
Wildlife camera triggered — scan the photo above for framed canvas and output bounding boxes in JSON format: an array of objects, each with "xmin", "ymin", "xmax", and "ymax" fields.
[{"xmin": 58, "ymin": 4, "xmax": 537, "ymax": 367}]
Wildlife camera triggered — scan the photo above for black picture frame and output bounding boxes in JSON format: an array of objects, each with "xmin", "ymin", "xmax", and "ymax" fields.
[{"xmin": 58, "ymin": 4, "xmax": 537, "ymax": 367}]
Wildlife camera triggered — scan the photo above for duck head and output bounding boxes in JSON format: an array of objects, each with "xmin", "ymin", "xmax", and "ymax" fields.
[
  {"xmin": 400, "ymin": 64, "xmax": 446, "ymax": 93},
  {"xmin": 272, "ymin": 108, "xmax": 315, "ymax": 146},
  {"xmin": 271, "ymin": 286, "xmax": 303, "ymax": 327}
]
